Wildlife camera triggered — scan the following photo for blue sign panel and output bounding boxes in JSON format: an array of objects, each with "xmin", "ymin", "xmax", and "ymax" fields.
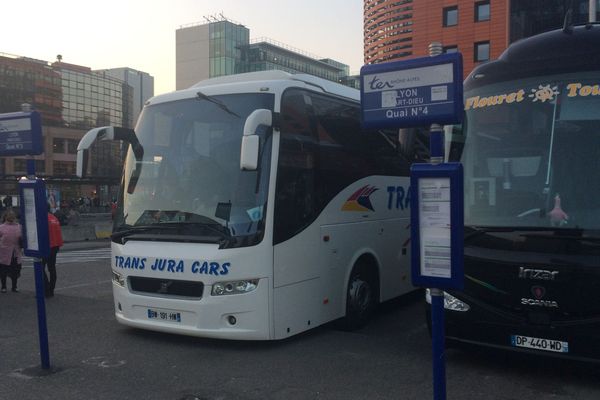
[
  {"xmin": 360, "ymin": 53, "xmax": 463, "ymax": 129},
  {"xmin": 0, "ymin": 111, "xmax": 43, "ymax": 156},
  {"xmin": 410, "ymin": 162, "xmax": 464, "ymax": 290},
  {"xmin": 19, "ymin": 178, "xmax": 50, "ymax": 258}
]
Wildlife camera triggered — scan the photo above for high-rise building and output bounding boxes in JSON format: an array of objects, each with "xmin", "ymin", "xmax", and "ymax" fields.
[
  {"xmin": 364, "ymin": 0, "xmax": 598, "ymax": 77},
  {"xmin": 363, "ymin": 0, "xmax": 414, "ymax": 65},
  {"xmin": 176, "ymin": 18, "xmax": 352, "ymax": 90}
]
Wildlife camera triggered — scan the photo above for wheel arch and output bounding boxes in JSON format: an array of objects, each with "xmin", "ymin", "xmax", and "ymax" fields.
[{"xmin": 344, "ymin": 250, "xmax": 382, "ymax": 306}]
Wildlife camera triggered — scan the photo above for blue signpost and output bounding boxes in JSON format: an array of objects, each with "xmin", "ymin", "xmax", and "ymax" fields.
[
  {"xmin": 19, "ymin": 176, "xmax": 50, "ymax": 369},
  {"xmin": 360, "ymin": 52, "xmax": 463, "ymax": 129},
  {"xmin": 0, "ymin": 106, "xmax": 51, "ymax": 370},
  {"xmin": 361, "ymin": 50, "xmax": 464, "ymax": 400},
  {"xmin": 0, "ymin": 110, "xmax": 43, "ymax": 156}
]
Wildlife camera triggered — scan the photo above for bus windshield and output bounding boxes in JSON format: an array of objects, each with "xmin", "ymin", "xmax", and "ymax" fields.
[
  {"xmin": 451, "ymin": 71, "xmax": 600, "ymax": 230},
  {"xmin": 114, "ymin": 93, "xmax": 274, "ymax": 245}
]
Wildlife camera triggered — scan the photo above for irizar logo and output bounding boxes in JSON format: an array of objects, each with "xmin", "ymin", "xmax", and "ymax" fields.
[{"xmin": 518, "ymin": 267, "xmax": 559, "ymax": 280}]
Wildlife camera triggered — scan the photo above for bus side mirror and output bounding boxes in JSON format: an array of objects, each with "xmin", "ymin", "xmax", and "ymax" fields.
[{"xmin": 241, "ymin": 109, "xmax": 272, "ymax": 171}]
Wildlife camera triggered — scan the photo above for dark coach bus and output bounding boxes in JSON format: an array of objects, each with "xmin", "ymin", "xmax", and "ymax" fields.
[{"xmin": 429, "ymin": 24, "xmax": 600, "ymax": 361}]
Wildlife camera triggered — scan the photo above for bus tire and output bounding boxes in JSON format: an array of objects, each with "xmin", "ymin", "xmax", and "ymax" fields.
[{"xmin": 339, "ymin": 261, "xmax": 379, "ymax": 331}]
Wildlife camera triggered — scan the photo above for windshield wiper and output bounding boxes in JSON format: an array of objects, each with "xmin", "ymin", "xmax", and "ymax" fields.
[
  {"xmin": 196, "ymin": 91, "xmax": 240, "ymax": 118},
  {"xmin": 111, "ymin": 224, "xmax": 180, "ymax": 241},
  {"xmin": 464, "ymin": 226, "xmax": 520, "ymax": 241},
  {"xmin": 156, "ymin": 221, "xmax": 231, "ymax": 238},
  {"xmin": 519, "ymin": 230, "xmax": 600, "ymax": 243},
  {"xmin": 465, "ymin": 225, "xmax": 600, "ymax": 244}
]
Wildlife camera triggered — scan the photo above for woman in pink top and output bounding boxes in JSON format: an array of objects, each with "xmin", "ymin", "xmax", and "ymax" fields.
[{"xmin": 0, "ymin": 210, "xmax": 23, "ymax": 293}]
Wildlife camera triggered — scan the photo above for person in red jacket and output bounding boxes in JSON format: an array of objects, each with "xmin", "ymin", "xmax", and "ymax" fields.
[{"xmin": 43, "ymin": 209, "xmax": 64, "ymax": 298}]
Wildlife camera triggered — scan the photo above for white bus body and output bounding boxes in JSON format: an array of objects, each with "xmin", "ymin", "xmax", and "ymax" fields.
[{"xmin": 79, "ymin": 71, "xmax": 419, "ymax": 340}]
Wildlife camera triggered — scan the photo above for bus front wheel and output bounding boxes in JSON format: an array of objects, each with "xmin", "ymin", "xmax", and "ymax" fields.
[{"xmin": 339, "ymin": 262, "xmax": 378, "ymax": 331}]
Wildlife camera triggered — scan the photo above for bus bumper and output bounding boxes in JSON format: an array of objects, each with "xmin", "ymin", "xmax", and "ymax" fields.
[
  {"xmin": 426, "ymin": 295, "xmax": 600, "ymax": 363},
  {"xmin": 112, "ymin": 277, "xmax": 272, "ymax": 340}
]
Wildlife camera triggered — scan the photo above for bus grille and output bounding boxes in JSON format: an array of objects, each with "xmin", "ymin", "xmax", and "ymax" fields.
[{"xmin": 129, "ymin": 277, "xmax": 204, "ymax": 298}]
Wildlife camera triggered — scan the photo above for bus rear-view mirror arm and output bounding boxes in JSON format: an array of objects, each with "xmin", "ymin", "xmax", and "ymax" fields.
[
  {"xmin": 77, "ymin": 126, "xmax": 144, "ymax": 178},
  {"xmin": 241, "ymin": 109, "xmax": 272, "ymax": 171},
  {"xmin": 77, "ymin": 126, "xmax": 144, "ymax": 194}
]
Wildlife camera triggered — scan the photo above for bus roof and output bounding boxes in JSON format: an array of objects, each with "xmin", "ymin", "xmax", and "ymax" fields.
[
  {"xmin": 148, "ymin": 70, "xmax": 359, "ymax": 106},
  {"xmin": 465, "ymin": 24, "xmax": 600, "ymax": 89}
]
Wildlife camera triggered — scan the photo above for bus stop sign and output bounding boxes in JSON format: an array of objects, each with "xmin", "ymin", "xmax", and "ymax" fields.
[
  {"xmin": 0, "ymin": 111, "xmax": 43, "ymax": 156},
  {"xmin": 360, "ymin": 52, "xmax": 463, "ymax": 129}
]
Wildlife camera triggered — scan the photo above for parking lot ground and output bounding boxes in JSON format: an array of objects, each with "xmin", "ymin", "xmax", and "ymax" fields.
[{"xmin": 1, "ymin": 258, "xmax": 600, "ymax": 400}]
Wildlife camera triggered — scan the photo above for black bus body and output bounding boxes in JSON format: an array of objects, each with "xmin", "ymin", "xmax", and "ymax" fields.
[{"xmin": 431, "ymin": 25, "xmax": 600, "ymax": 362}]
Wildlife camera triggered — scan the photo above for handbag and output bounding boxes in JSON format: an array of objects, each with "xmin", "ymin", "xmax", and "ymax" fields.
[{"xmin": 10, "ymin": 249, "xmax": 21, "ymax": 278}]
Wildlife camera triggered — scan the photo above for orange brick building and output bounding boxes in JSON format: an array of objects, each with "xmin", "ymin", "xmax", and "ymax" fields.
[
  {"xmin": 364, "ymin": 0, "xmax": 509, "ymax": 79},
  {"xmin": 411, "ymin": 1, "xmax": 509, "ymax": 78},
  {"xmin": 365, "ymin": 0, "xmax": 597, "ymax": 79}
]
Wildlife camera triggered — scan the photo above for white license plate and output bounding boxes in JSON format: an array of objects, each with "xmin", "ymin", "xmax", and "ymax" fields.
[
  {"xmin": 511, "ymin": 335, "xmax": 568, "ymax": 353},
  {"xmin": 147, "ymin": 308, "xmax": 181, "ymax": 323}
]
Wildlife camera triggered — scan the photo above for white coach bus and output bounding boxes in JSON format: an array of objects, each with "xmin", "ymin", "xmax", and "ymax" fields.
[{"xmin": 77, "ymin": 71, "xmax": 423, "ymax": 340}]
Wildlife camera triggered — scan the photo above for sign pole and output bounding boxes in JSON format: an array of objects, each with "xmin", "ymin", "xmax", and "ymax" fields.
[
  {"xmin": 25, "ymin": 154, "xmax": 51, "ymax": 370},
  {"xmin": 33, "ymin": 258, "xmax": 50, "ymax": 369},
  {"xmin": 4, "ymin": 103, "xmax": 52, "ymax": 371},
  {"xmin": 27, "ymin": 158, "xmax": 50, "ymax": 370},
  {"xmin": 428, "ymin": 42, "xmax": 446, "ymax": 400}
]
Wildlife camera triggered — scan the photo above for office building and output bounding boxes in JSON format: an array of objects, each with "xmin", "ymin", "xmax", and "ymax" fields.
[
  {"xmin": 364, "ymin": 0, "xmax": 598, "ymax": 77},
  {"xmin": 0, "ymin": 53, "xmax": 62, "ymax": 127},
  {"xmin": 96, "ymin": 67, "xmax": 154, "ymax": 127},
  {"xmin": 176, "ymin": 18, "xmax": 352, "ymax": 90},
  {"xmin": 0, "ymin": 53, "xmax": 153, "ymax": 205}
]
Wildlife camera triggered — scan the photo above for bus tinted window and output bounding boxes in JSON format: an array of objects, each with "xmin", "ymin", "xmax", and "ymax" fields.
[
  {"xmin": 274, "ymin": 90, "xmax": 317, "ymax": 244},
  {"xmin": 275, "ymin": 89, "xmax": 412, "ymax": 244}
]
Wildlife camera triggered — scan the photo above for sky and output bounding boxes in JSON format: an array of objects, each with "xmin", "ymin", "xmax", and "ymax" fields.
[{"xmin": 1, "ymin": 0, "xmax": 364, "ymax": 96}]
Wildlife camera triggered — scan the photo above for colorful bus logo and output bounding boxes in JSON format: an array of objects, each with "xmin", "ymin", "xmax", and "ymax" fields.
[{"xmin": 342, "ymin": 185, "xmax": 378, "ymax": 212}]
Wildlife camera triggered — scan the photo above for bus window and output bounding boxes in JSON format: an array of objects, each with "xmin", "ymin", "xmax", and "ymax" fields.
[{"xmin": 274, "ymin": 89, "xmax": 317, "ymax": 244}]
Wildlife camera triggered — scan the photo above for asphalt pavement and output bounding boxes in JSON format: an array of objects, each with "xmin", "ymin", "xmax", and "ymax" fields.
[{"xmin": 2, "ymin": 247, "xmax": 600, "ymax": 400}]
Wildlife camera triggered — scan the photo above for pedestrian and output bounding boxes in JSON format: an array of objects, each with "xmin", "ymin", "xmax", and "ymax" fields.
[
  {"xmin": 42, "ymin": 205, "xmax": 64, "ymax": 298},
  {"xmin": 3, "ymin": 195, "xmax": 12, "ymax": 209},
  {"xmin": 67, "ymin": 206, "xmax": 80, "ymax": 226},
  {"xmin": 0, "ymin": 210, "xmax": 23, "ymax": 293}
]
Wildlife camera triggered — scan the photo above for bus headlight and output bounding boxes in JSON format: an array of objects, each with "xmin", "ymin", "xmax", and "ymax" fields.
[
  {"xmin": 425, "ymin": 288, "xmax": 470, "ymax": 312},
  {"xmin": 211, "ymin": 279, "xmax": 259, "ymax": 296},
  {"xmin": 112, "ymin": 271, "xmax": 126, "ymax": 287}
]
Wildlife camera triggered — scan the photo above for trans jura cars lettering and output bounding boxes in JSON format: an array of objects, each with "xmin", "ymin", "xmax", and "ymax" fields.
[{"xmin": 426, "ymin": 25, "xmax": 600, "ymax": 362}]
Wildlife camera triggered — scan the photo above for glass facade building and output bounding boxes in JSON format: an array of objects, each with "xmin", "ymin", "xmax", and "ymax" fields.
[
  {"xmin": 0, "ymin": 54, "xmax": 150, "ymax": 205},
  {"xmin": 208, "ymin": 21, "xmax": 249, "ymax": 77},
  {"xmin": 243, "ymin": 40, "xmax": 348, "ymax": 82},
  {"xmin": 0, "ymin": 53, "xmax": 62, "ymax": 125},
  {"xmin": 53, "ymin": 62, "xmax": 130, "ymax": 130},
  {"xmin": 176, "ymin": 19, "xmax": 352, "ymax": 89},
  {"xmin": 96, "ymin": 67, "xmax": 154, "ymax": 126}
]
